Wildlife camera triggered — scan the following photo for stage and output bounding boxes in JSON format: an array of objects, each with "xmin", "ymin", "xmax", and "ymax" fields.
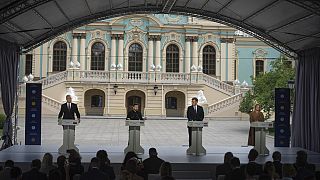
[{"xmin": 0, "ymin": 145, "xmax": 319, "ymax": 180}]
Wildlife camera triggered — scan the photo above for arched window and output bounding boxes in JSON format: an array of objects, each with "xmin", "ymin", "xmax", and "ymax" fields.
[
  {"xmin": 203, "ymin": 45, "xmax": 216, "ymax": 76},
  {"xmin": 128, "ymin": 43, "xmax": 143, "ymax": 71},
  {"xmin": 52, "ymin": 41, "xmax": 67, "ymax": 72},
  {"xmin": 166, "ymin": 44, "xmax": 179, "ymax": 72},
  {"xmin": 255, "ymin": 60, "xmax": 264, "ymax": 76},
  {"xmin": 91, "ymin": 42, "xmax": 105, "ymax": 70}
]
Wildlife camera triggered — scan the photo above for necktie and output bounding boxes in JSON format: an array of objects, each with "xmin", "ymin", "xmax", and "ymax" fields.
[
  {"xmin": 68, "ymin": 103, "xmax": 71, "ymax": 110},
  {"xmin": 194, "ymin": 106, "xmax": 197, "ymax": 113}
]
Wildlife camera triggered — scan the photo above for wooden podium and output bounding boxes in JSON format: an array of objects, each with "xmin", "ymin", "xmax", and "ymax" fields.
[
  {"xmin": 186, "ymin": 121, "xmax": 208, "ymax": 156},
  {"xmin": 250, "ymin": 122, "xmax": 274, "ymax": 155},
  {"xmin": 124, "ymin": 120, "xmax": 145, "ymax": 154},
  {"xmin": 58, "ymin": 119, "xmax": 79, "ymax": 154}
]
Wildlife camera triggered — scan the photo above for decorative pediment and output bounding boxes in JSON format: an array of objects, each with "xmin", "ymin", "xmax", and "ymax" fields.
[
  {"xmin": 130, "ymin": 18, "xmax": 144, "ymax": 27},
  {"xmin": 253, "ymin": 49, "xmax": 268, "ymax": 58},
  {"xmin": 161, "ymin": 32, "xmax": 183, "ymax": 50}
]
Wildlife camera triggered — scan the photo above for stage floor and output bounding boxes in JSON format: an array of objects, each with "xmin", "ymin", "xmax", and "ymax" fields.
[{"xmin": 1, "ymin": 145, "xmax": 320, "ymax": 165}]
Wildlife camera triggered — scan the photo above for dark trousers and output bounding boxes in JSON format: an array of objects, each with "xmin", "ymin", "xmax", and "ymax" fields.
[{"xmin": 188, "ymin": 127, "xmax": 192, "ymax": 146}]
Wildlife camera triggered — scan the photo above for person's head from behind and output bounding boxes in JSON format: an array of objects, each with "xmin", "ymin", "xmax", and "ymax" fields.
[
  {"xmin": 57, "ymin": 155, "xmax": 66, "ymax": 168},
  {"xmin": 282, "ymin": 164, "xmax": 296, "ymax": 178},
  {"xmin": 248, "ymin": 149, "xmax": 259, "ymax": 161},
  {"xmin": 96, "ymin": 150, "xmax": 110, "ymax": 165},
  {"xmin": 10, "ymin": 166, "xmax": 22, "ymax": 180},
  {"xmin": 149, "ymin": 147, "xmax": 158, "ymax": 157},
  {"xmin": 125, "ymin": 159, "xmax": 138, "ymax": 174},
  {"xmin": 272, "ymin": 151, "xmax": 281, "ymax": 162},
  {"xmin": 89, "ymin": 157, "xmax": 100, "ymax": 169},
  {"xmin": 133, "ymin": 104, "xmax": 139, "ymax": 111},
  {"xmin": 123, "ymin": 151, "xmax": 138, "ymax": 165},
  {"xmin": 67, "ymin": 149, "xmax": 81, "ymax": 164},
  {"xmin": 224, "ymin": 152, "xmax": 233, "ymax": 164},
  {"xmin": 31, "ymin": 159, "xmax": 42, "ymax": 170},
  {"xmin": 4, "ymin": 160, "xmax": 14, "ymax": 168},
  {"xmin": 42, "ymin": 153, "xmax": 53, "ymax": 168},
  {"xmin": 66, "ymin": 95, "xmax": 72, "ymax": 103},
  {"xmin": 296, "ymin": 150, "xmax": 308, "ymax": 167},
  {"xmin": 258, "ymin": 174, "xmax": 272, "ymax": 180},
  {"xmin": 246, "ymin": 163, "xmax": 257, "ymax": 177},
  {"xmin": 230, "ymin": 157, "xmax": 241, "ymax": 169},
  {"xmin": 160, "ymin": 162, "xmax": 172, "ymax": 177},
  {"xmin": 191, "ymin": 97, "xmax": 198, "ymax": 106},
  {"xmin": 255, "ymin": 104, "xmax": 261, "ymax": 111},
  {"xmin": 264, "ymin": 161, "xmax": 275, "ymax": 175}
]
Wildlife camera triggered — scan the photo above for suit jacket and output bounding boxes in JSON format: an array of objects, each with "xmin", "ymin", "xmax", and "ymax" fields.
[
  {"xmin": 225, "ymin": 168, "xmax": 246, "ymax": 180},
  {"xmin": 80, "ymin": 168, "xmax": 109, "ymax": 180},
  {"xmin": 127, "ymin": 110, "xmax": 143, "ymax": 120},
  {"xmin": 58, "ymin": 103, "xmax": 80, "ymax": 120},
  {"xmin": 22, "ymin": 168, "xmax": 47, "ymax": 180},
  {"xmin": 216, "ymin": 163, "xmax": 233, "ymax": 178},
  {"xmin": 143, "ymin": 156, "xmax": 165, "ymax": 174},
  {"xmin": 240, "ymin": 162, "xmax": 263, "ymax": 176},
  {"xmin": 187, "ymin": 105, "xmax": 204, "ymax": 122}
]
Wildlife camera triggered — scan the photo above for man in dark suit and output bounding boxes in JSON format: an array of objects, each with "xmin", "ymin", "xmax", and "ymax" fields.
[
  {"xmin": 80, "ymin": 157, "xmax": 109, "ymax": 180},
  {"xmin": 225, "ymin": 157, "xmax": 246, "ymax": 180},
  {"xmin": 143, "ymin": 148, "xmax": 165, "ymax": 175},
  {"xmin": 126, "ymin": 103, "xmax": 143, "ymax": 120},
  {"xmin": 58, "ymin": 95, "xmax": 80, "ymax": 131},
  {"xmin": 216, "ymin": 152, "xmax": 234, "ymax": 178},
  {"xmin": 272, "ymin": 151, "xmax": 283, "ymax": 178},
  {"xmin": 187, "ymin": 97, "xmax": 204, "ymax": 146},
  {"xmin": 22, "ymin": 159, "xmax": 47, "ymax": 180}
]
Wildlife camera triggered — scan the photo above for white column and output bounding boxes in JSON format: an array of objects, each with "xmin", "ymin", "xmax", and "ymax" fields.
[
  {"xmin": 111, "ymin": 35, "xmax": 116, "ymax": 70},
  {"xmin": 185, "ymin": 37, "xmax": 191, "ymax": 73},
  {"xmin": 118, "ymin": 35, "xmax": 124, "ymax": 70},
  {"xmin": 79, "ymin": 34, "xmax": 86, "ymax": 70},
  {"xmin": 155, "ymin": 36, "xmax": 161, "ymax": 71},
  {"xmin": 192, "ymin": 37, "xmax": 198, "ymax": 69},
  {"xmin": 148, "ymin": 36, "xmax": 154, "ymax": 71},
  {"xmin": 72, "ymin": 34, "xmax": 78, "ymax": 63}
]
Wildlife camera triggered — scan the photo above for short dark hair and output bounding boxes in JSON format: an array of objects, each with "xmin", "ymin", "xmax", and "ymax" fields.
[
  {"xmin": 57, "ymin": 155, "xmax": 66, "ymax": 167},
  {"xmin": 90, "ymin": 157, "xmax": 100, "ymax": 168},
  {"xmin": 31, "ymin": 159, "xmax": 41, "ymax": 170},
  {"xmin": 230, "ymin": 157, "xmax": 240, "ymax": 168},
  {"xmin": 272, "ymin": 151, "xmax": 281, "ymax": 161},
  {"xmin": 66, "ymin": 95, "xmax": 71, "ymax": 98},
  {"xmin": 192, "ymin": 97, "xmax": 198, "ymax": 102},
  {"xmin": 248, "ymin": 149, "xmax": 259, "ymax": 161},
  {"xmin": 224, "ymin": 152, "xmax": 233, "ymax": 164},
  {"xmin": 149, "ymin": 148, "xmax": 158, "ymax": 156},
  {"xmin": 4, "ymin": 160, "xmax": 14, "ymax": 168},
  {"xmin": 96, "ymin": 150, "xmax": 109, "ymax": 164}
]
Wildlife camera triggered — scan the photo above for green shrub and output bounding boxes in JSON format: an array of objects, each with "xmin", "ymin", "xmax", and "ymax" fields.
[{"xmin": 0, "ymin": 113, "xmax": 6, "ymax": 129}]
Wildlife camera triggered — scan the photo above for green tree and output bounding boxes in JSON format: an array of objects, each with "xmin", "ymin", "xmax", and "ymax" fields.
[
  {"xmin": 239, "ymin": 91, "xmax": 255, "ymax": 114},
  {"xmin": 239, "ymin": 56, "xmax": 295, "ymax": 119}
]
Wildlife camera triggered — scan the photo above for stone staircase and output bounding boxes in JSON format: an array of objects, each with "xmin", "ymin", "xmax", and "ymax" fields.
[{"xmin": 205, "ymin": 93, "xmax": 243, "ymax": 117}]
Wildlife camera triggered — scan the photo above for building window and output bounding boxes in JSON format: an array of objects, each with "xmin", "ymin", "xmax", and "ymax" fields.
[
  {"xmin": 91, "ymin": 95, "xmax": 103, "ymax": 107},
  {"xmin": 52, "ymin": 41, "xmax": 67, "ymax": 72},
  {"xmin": 203, "ymin": 45, "xmax": 216, "ymax": 76},
  {"xmin": 91, "ymin": 42, "xmax": 105, "ymax": 70},
  {"xmin": 128, "ymin": 43, "xmax": 143, "ymax": 72},
  {"xmin": 166, "ymin": 44, "xmax": 179, "ymax": 72},
  {"xmin": 25, "ymin": 54, "xmax": 33, "ymax": 75},
  {"xmin": 166, "ymin": 97, "xmax": 177, "ymax": 109},
  {"xmin": 255, "ymin": 60, "xmax": 264, "ymax": 76}
]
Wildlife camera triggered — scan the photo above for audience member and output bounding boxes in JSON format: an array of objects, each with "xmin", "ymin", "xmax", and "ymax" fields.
[
  {"xmin": 241, "ymin": 149, "xmax": 263, "ymax": 176},
  {"xmin": 96, "ymin": 150, "xmax": 115, "ymax": 180},
  {"xmin": 40, "ymin": 153, "xmax": 57, "ymax": 175},
  {"xmin": 225, "ymin": 157, "xmax": 245, "ymax": 180},
  {"xmin": 120, "ymin": 159, "xmax": 144, "ymax": 180},
  {"xmin": 0, "ymin": 160, "xmax": 14, "ymax": 180},
  {"xmin": 258, "ymin": 174, "xmax": 272, "ymax": 180},
  {"xmin": 143, "ymin": 148, "xmax": 165, "ymax": 175},
  {"xmin": 272, "ymin": 151, "xmax": 282, "ymax": 178},
  {"xmin": 68, "ymin": 149, "xmax": 84, "ymax": 179},
  {"xmin": 263, "ymin": 161, "xmax": 279, "ymax": 179},
  {"xmin": 121, "ymin": 152, "xmax": 139, "ymax": 171},
  {"xmin": 56, "ymin": 155, "xmax": 67, "ymax": 180},
  {"xmin": 282, "ymin": 164, "xmax": 296, "ymax": 180},
  {"xmin": 294, "ymin": 150, "xmax": 315, "ymax": 179},
  {"xmin": 22, "ymin": 159, "xmax": 47, "ymax": 180},
  {"xmin": 10, "ymin": 166, "xmax": 22, "ymax": 180},
  {"xmin": 80, "ymin": 157, "xmax": 109, "ymax": 180},
  {"xmin": 48, "ymin": 169, "xmax": 63, "ymax": 180},
  {"xmin": 216, "ymin": 152, "xmax": 233, "ymax": 178},
  {"xmin": 246, "ymin": 163, "xmax": 258, "ymax": 180},
  {"xmin": 159, "ymin": 162, "xmax": 173, "ymax": 178}
]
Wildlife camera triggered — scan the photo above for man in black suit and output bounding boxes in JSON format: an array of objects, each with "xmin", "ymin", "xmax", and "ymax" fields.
[
  {"xmin": 225, "ymin": 157, "xmax": 246, "ymax": 180},
  {"xmin": 126, "ymin": 103, "xmax": 143, "ymax": 120},
  {"xmin": 80, "ymin": 157, "xmax": 109, "ymax": 180},
  {"xmin": 22, "ymin": 159, "xmax": 47, "ymax": 180},
  {"xmin": 187, "ymin": 97, "xmax": 204, "ymax": 146},
  {"xmin": 216, "ymin": 152, "xmax": 234, "ymax": 178},
  {"xmin": 58, "ymin": 95, "xmax": 80, "ymax": 131},
  {"xmin": 240, "ymin": 149, "xmax": 263, "ymax": 176}
]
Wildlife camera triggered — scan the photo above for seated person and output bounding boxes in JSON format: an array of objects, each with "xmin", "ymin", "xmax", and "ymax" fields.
[
  {"xmin": 143, "ymin": 148, "xmax": 164, "ymax": 175},
  {"xmin": 225, "ymin": 157, "xmax": 245, "ymax": 180},
  {"xmin": 241, "ymin": 149, "xmax": 263, "ymax": 176},
  {"xmin": 216, "ymin": 152, "xmax": 233, "ymax": 178}
]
